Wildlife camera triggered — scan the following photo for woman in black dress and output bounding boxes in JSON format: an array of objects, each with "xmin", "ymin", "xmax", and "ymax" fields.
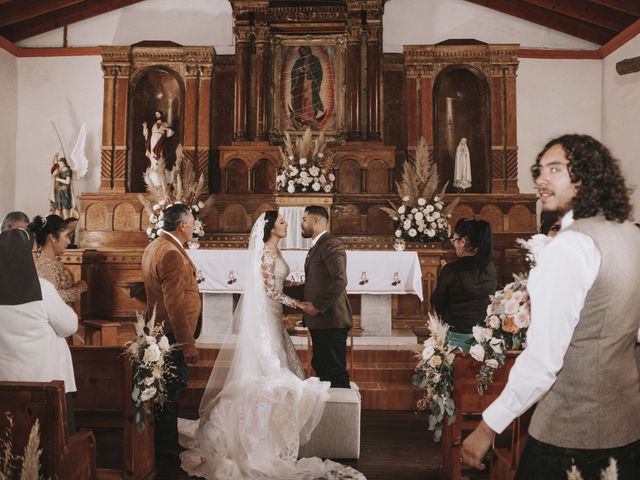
[{"xmin": 431, "ymin": 219, "xmax": 496, "ymax": 350}]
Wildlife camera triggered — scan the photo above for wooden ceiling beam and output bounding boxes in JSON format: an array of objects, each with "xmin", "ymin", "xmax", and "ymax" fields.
[
  {"xmin": 522, "ymin": 0, "xmax": 635, "ymax": 31},
  {"xmin": 0, "ymin": 0, "xmax": 86, "ymax": 28},
  {"xmin": 588, "ymin": 0, "xmax": 640, "ymax": 17},
  {"xmin": 464, "ymin": 0, "xmax": 616, "ymax": 44},
  {"xmin": 0, "ymin": 0, "xmax": 145, "ymax": 42}
]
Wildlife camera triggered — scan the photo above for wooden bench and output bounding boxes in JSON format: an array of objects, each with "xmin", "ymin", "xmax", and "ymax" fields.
[
  {"xmin": 0, "ymin": 380, "xmax": 96, "ymax": 480},
  {"xmin": 441, "ymin": 351, "xmax": 521, "ymax": 480},
  {"xmin": 83, "ymin": 320, "xmax": 122, "ymax": 346},
  {"xmin": 70, "ymin": 346, "xmax": 155, "ymax": 479}
]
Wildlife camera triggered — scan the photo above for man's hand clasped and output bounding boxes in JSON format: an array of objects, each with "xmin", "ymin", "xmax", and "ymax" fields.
[{"xmin": 295, "ymin": 300, "xmax": 319, "ymax": 316}]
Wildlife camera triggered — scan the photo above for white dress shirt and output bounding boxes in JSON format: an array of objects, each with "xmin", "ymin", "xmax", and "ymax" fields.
[
  {"xmin": 311, "ymin": 230, "xmax": 327, "ymax": 247},
  {"xmin": 483, "ymin": 211, "xmax": 601, "ymax": 433},
  {"xmin": 164, "ymin": 231, "xmax": 185, "ymax": 250}
]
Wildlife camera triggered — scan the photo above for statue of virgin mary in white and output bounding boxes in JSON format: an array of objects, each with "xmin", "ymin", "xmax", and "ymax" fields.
[{"xmin": 453, "ymin": 137, "xmax": 472, "ymax": 191}]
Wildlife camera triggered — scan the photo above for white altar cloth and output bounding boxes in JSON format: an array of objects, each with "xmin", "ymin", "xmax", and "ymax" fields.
[
  {"xmin": 188, "ymin": 249, "xmax": 423, "ymax": 338},
  {"xmin": 188, "ymin": 249, "xmax": 423, "ymax": 300}
]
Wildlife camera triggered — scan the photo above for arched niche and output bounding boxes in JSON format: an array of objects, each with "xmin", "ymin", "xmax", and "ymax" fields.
[
  {"xmin": 337, "ymin": 159, "xmax": 360, "ymax": 194},
  {"xmin": 366, "ymin": 159, "xmax": 389, "ymax": 194},
  {"xmin": 253, "ymin": 159, "xmax": 276, "ymax": 194},
  {"xmin": 225, "ymin": 158, "xmax": 249, "ymax": 193},
  {"xmin": 434, "ymin": 65, "xmax": 491, "ymax": 193},
  {"xmin": 128, "ymin": 67, "xmax": 184, "ymax": 193}
]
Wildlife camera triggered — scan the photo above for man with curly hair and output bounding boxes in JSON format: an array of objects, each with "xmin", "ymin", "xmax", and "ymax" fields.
[{"xmin": 462, "ymin": 134, "xmax": 640, "ymax": 479}]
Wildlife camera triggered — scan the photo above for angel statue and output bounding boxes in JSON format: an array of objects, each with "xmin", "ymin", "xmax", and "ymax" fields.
[
  {"xmin": 49, "ymin": 123, "xmax": 88, "ymax": 220},
  {"xmin": 453, "ymin": 137, "xmax": 472, "ymax": 192},
  {"xmin": 143, "ymin": 111, "xmax": 174, "ymax": 186}
]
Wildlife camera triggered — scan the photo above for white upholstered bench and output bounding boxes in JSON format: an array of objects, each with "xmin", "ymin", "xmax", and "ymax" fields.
[{"xmin": 299, "ymin": 382, "xmax": 361, "ymax": 459}]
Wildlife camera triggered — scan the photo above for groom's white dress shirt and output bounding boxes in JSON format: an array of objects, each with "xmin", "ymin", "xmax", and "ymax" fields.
[{"xmin": 483, "ymin": 211, "xmax": 601, "ymax": 434}]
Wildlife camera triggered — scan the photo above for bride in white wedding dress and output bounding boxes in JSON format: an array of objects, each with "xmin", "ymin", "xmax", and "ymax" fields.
[{"xmin": 178, "ymin": 211, "xmax": 365, "ymax": 479}]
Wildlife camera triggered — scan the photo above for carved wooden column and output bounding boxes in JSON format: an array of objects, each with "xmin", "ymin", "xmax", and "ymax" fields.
[
  {"xmin": 346, "ymin": 16, "xmax": 362, "ymax": 140},
  {"xmin": 253, "ymin": 25, "xmax": 270, "ymax": 141},
  {"xmin": 100, "ymin": 47, "xmax": 130, "ymax": 192},
  {"xmin": 183, "ymin": 49, "xmax": 215, "ymax": 189},
  {"xmin": 234, "ymin": 24, "xmax": 251, "ymax": 141},
  {"xmin": 489, "ymin": 48, "xmax": 519, "ymax": 193},
  {"xmin": 366, "ymin": 22, "xmax": 382, "ymax": 140}
]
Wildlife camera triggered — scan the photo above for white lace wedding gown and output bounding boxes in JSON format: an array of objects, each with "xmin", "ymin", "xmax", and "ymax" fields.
[{"xmin": 178, "ymin": 244, "xmax": 365, "ymax": 480}]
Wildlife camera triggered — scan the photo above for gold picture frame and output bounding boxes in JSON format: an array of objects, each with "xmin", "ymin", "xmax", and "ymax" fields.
[{"xmin": 270, "ymin": 34, "xmax": 347, "ymax": 141}]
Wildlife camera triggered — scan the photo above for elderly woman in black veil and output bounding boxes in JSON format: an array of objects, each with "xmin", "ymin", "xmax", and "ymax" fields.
[{"xmin": 0, "ymin": 228, "xmax": 79, "ymax": 432}]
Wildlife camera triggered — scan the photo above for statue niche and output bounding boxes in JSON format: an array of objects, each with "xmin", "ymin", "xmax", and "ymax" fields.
[
  {"xmin": 128, "ymin": 68, "xmax": 184, "ymax": 193},
  {"xmin": 433, "ymin": 66, "xmax": 491, "ymax": 193}
]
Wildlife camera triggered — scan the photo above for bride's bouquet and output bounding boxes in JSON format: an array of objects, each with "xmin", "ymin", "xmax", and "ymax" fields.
[
  {"xmin": 124, "ymin": 310, "xmax": 175, "ymax": 432},
  {"xmin": 412, "ymin": 314, "xmax": 457, "ymax": 442}
]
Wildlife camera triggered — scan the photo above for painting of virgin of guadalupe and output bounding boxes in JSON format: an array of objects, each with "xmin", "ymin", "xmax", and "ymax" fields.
[{"xmin": 277, "ymin": 42, "xmax": 343, "ymax": 133}]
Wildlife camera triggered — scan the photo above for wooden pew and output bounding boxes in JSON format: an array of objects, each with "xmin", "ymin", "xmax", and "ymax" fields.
[
  {"xmin": 441, "ymin": 351, "xmax": 520, "ymax": 480},
  {"xmin": 70, "ymin": 346, "xmax": 155, "ymax": 480},
  {"xmin": 0, "ymin": 380, "xmax": 96, "ymax": 480},
  {"xmin": 490, "ymin": 407, "xmax": 534, "ymax": 480}
]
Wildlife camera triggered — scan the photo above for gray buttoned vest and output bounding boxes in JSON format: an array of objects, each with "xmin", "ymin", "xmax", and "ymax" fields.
[{"xmin": 529, "ymin": 216, "xmax": 640, "ymax": 449}]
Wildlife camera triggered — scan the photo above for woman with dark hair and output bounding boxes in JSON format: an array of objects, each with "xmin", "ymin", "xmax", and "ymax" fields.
[
  {"xmin": 431, "ymin": 218, "xmax": 497, "ymax": 350},
  {"xmin": 179, "ymin": 209, "xmax": 364, "ymax": 479},
  {"xmin": 30, "ymin": 214, "xmax": 87, "ymax": 305}
]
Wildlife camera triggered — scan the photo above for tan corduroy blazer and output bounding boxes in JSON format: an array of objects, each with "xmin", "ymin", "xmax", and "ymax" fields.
[{"xmin": 141, "ymin": 233, "xmax": 202, "ymax": 354}]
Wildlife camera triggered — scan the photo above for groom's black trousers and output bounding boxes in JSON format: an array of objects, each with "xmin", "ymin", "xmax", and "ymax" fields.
[{"xmin": 309, "ymin": 327, "xmax": 351, "ymax": 388}]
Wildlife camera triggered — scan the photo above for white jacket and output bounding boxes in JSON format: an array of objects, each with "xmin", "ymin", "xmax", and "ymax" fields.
[{"xmin": 0, "ymin": 278, "xmax": 77, "ymax": 392}]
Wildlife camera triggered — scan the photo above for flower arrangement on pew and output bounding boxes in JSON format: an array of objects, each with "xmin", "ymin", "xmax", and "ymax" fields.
[
  {"xmin": 381, "ymin": 137, "xmax": 459, "ymax": 243},
  {"xmin": 470, "ymin": 274, "xmax": 530, "ymax": 394},
  {"xmin": 412, "ymin": 314, "xmax": 457, "ymax": 442},
  {"xmin": 276, "ymin": 128, "xmax": 335, "ymax": 193},
  {"xmin": 124, "ymin": 310, "xmax": 175, "ymax": 432},
  {"xmin": 139, "ymin": 144, "xmax": 213, "ymax": 241}
]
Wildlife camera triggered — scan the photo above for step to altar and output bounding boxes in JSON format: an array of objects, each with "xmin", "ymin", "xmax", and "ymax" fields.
[{"xmin": 180, "ymin": 345, "xmax": 421, "ymax": 411}]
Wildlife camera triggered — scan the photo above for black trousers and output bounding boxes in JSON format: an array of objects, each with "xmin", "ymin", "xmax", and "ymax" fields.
[
  {"xmin": 516, "ymin": 436, "xmax": 640, "ymax": 480},
  {"xmin": 309, "ymin": 327, "xmax": 350, "ymax": 388},
  {"xmin": 154, "ymin": 344, "xmax": 189, "ymax": 457}
]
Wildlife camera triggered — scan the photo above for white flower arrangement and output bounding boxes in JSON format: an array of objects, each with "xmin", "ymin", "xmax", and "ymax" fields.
[
  {"xmin": 139, "ymin": 144, "xmax": 213, "ymax": 241},
  {"xmin": 145, "ymin": 200, "xmax": 206, "ymax": 240},
  {"xmin": 124, "ymin": 310, "xmax": 175, "ymax": 432},
  {"xmin": 471, "ymin": 274, "xmax": 530, "ymax": 394},
  {"xmin": 277, "ymin": 128, "xmax": 334, "ymax": 193},
  {"xmin": 381, "ymin": 137, "xmax": 458, "ymax": 243},
  {"xmin": 413, "ymin": 314, "xmax": 457, "ymax": 442}
]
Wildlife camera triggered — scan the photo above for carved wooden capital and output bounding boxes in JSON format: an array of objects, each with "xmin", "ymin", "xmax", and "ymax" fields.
[
  {"xmin": 347, "ymin": 23, "xmax": 363, "ymax": 43},
  {"xmin": 253, "ymin": 26, "xmax": 270, "ymax": 44},
  {"xmin": 101, "ymin": 64, "xmax": 130, "ymax": 77},
  {"xmin": 235, "ymin": 26, "xmax": 253, "ymax": 43},
  {"xmin": 366, "ymin": 25, "xmax": 382, "ymax": 43}
]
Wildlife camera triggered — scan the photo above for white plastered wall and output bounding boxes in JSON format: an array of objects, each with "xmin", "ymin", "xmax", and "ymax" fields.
[
  {"xmin": 14, "ymin": 57, "xmax": 103, "ymax": 218},
  {"xmin": 516, "ymin": 59, "xmax": 603, "ymax": 193},
  {"xmin": 0, "ymin": 49, "xmax": 18, "ymax": 215},
  {"xmin": 602, "ymin": 34, "xmax": 640, "ymax": 219}
]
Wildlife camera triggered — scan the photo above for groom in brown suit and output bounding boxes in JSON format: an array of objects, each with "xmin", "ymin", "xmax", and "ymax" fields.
[
  {"xmin": 290, "ymin": 205, "xmax": 352, "ymax": 388},
  {"xmin": 142, "ymin": 204, "xmax": 202, "ymax": 460}
]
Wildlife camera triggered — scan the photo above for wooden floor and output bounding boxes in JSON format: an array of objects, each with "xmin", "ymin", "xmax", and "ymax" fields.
[{"xmin": 95, "ymin": 410, "xmax": 489, "ymax": 480}]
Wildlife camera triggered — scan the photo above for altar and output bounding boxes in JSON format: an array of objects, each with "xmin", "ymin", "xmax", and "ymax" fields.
[{"xmin": 188, "ymin": 249, "xmax": 423, "ymax": 341}]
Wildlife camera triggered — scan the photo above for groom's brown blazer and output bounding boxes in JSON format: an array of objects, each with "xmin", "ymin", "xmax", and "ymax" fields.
[
  {"xmin": 293, "ymin": 232, "xmax": 352, "ymax": 330},
  {"xmin": 141, "ymin": 232, "xmax": 202, "ymax": 356}
]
